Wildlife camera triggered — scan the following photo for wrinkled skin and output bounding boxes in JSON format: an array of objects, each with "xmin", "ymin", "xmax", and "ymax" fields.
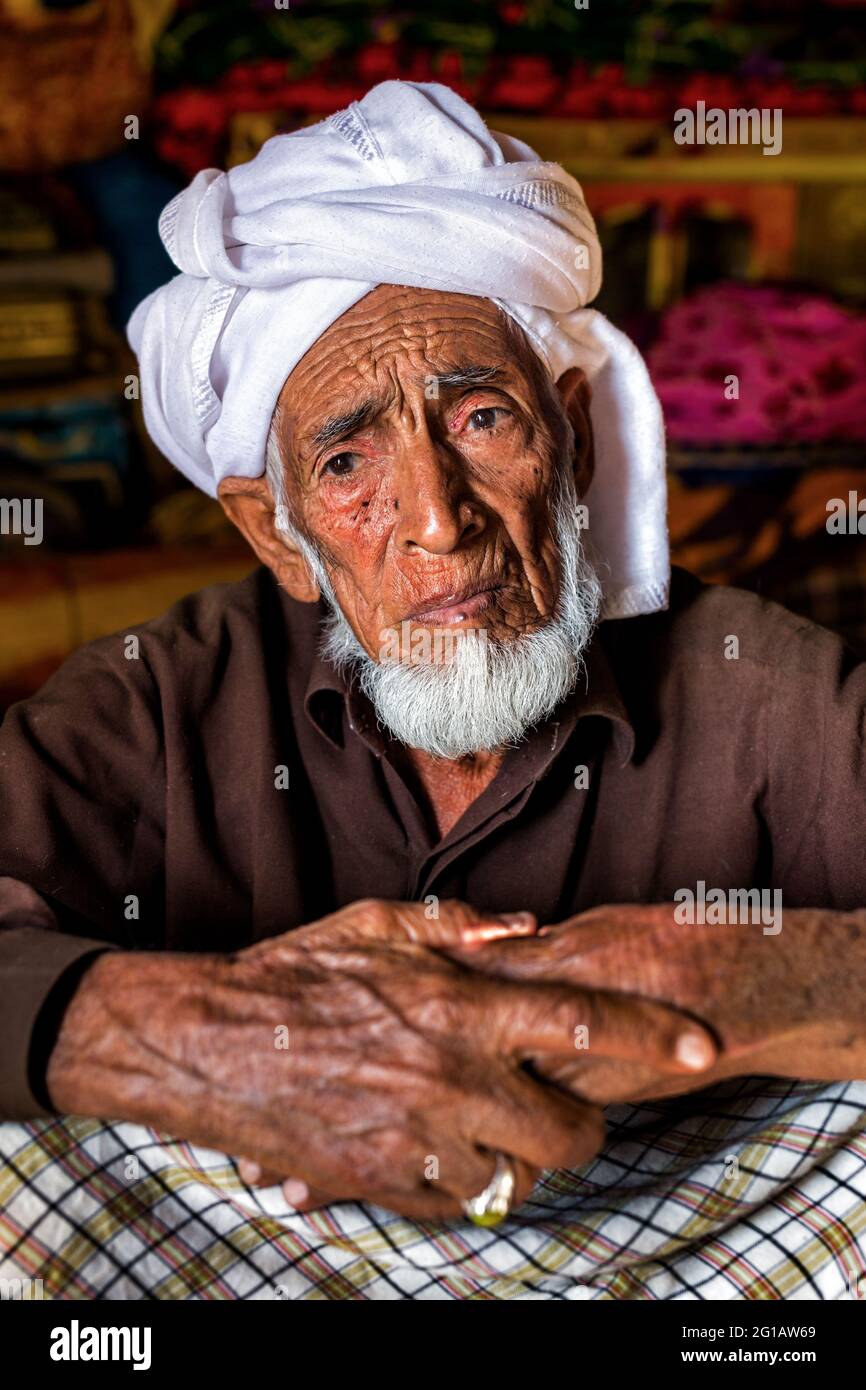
[
  {"xmin": 47, "ymin": 899, "xmax": 717, "ymax": 1221},
  {"xmin": 262, "ymin": 900, "xmax": 866, "ymax": 1209},
  {"xmin": 220, "ymin": 284, "xmax": 593, "ymax": 654},
  {"xmin": 218, "ymin": 284, "xmax": 594, "ymax": 836},
  {"xmin": 449, "ymin": 903, "xmax": 866, "ymax": 1105}
]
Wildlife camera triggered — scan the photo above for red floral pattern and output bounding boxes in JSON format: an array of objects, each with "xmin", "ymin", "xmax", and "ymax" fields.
[{"xmin": 649, "ymin": 285, "xmax": 866, "ymax": 446}]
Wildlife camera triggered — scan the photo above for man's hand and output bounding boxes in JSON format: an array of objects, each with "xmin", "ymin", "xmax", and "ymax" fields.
[
  {"xmin": 45, "ymin": 898, "xmax": 717, "ymax": 1221},
  {"xmin": 448, "ymin": 902, "xmax": 866, "ymax": 1104},
  {"xmin": 229, "ymin": 899, "xmax": 717, "ymax": 1211}
]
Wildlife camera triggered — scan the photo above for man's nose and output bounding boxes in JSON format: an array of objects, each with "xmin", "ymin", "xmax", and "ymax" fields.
[{"xmin": 392, "ymin": 436, "xmax": 485, "ymax": 555}]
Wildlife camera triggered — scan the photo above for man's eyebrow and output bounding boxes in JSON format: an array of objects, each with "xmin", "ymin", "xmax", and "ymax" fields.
[
  {"xmin": 312, "ymin": 400, "xmax": 379, "ymax": 449},
  {"xmin": 310, "ymin": 367, "xmax": 501, "ymax": 448},
  {"xmin": 433, "ymin": 365, "xmax": 502, "ymax": 389}
]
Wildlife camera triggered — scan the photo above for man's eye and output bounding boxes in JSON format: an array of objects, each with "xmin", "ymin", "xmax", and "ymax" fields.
[
  {"xmin": 466, "ymin": 407, "xmax": 509, "ymax": 432},
  {"xmin": 322, "ymin": 452, "xmax": 358, "ymax": 477}
]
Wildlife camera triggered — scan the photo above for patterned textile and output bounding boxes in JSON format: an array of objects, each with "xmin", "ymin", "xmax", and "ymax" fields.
[
  {"xmin": 649, "ymin": 286, "xmax": 866, "ymax": 447},
  {"xmin": 2, "ymin": 1077, "xmax": 865, "ymax": 1301}
]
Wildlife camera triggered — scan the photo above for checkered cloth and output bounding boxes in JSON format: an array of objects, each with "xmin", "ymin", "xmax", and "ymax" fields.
[{"xmin": 2, "ymin": 1077, "xmax": 865, "ymax": 1300}]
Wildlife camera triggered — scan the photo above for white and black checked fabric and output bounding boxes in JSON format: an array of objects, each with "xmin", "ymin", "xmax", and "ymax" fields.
[{"xmin": 2, "ymin": 1076, "xmax": 866, "ymax": 1300}]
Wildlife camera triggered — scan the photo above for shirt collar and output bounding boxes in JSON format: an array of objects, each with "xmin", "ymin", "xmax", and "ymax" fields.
[
  {"xmin": 303, "ymin": 639, "xmax": 352, "ymax": 751},
  {"xmin": 576, "ymin": 629, "xmax": 636, "ymax": 765}
]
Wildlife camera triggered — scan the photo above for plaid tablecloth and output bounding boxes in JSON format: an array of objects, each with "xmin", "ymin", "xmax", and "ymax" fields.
[{"xmin": 2, "ymin": 1076, "xmax": 866, "ymax": 1300}]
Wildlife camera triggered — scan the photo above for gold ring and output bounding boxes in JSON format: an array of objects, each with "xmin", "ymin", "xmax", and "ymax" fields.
[{"xmin": 462, "ymin": 1152, "xmax": 516, "ymax": 1228}]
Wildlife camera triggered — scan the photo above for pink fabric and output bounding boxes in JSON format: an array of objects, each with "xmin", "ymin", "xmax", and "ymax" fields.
[{"xmin": 648, "ymin": 284, "xmax": 866, "ymax": 446}]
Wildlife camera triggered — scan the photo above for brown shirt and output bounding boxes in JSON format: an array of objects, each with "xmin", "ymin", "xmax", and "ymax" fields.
[{"xmin": 2, "ymin": 564, "xmax": 865, "ymax": 1120}]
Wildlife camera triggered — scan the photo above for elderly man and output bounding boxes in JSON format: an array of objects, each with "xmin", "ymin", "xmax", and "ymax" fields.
[{"xmin": 1, "ymin": 81, "xmax": 866, "ymax": 1239}]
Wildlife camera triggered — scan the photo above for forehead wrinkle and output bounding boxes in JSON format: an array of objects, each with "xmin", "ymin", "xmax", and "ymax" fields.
[
  {"xmin": 321, "ymin": 291, "xmax": 502, "ymax": 338},
  {"xmin": 311, "ymin": 302, "xmax": 514, "ymax": 377},
  {"xmin": 287, "ymin": 290, "xmax": 517, "ymax": 389},
  {"xmin": 281, "ymin": 294, "xmax": 539, "ymax": 462}
]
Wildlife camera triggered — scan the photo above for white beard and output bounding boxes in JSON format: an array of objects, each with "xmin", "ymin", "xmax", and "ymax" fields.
[{"xmin": 288, "ymin": 467, "xmax": 602, "ymax": 759}]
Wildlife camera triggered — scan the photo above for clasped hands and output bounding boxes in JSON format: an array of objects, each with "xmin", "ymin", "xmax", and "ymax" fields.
[
  {"xmin": 49, "ymin": 895, "xmax": 863, "ymax": 1223},
  {"xmin": 232, "ymin": 895, "xmax": 864, "ymax": 1220}
]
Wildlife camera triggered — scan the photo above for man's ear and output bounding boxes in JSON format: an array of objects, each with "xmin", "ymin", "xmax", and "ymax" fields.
[
  {"xmin": 555, "ymin": 366, "xmax": 594, "ymax": 497},
  {"xmin": 217, "ymin": 475, "xmax": 321, "ymax": 603}
]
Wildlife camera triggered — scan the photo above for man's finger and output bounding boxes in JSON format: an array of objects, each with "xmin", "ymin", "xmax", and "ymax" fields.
[
  {"xmin": 421, "ymin": 1150, "xmax": 539, "ymax": 1220},
  {"xmin": 293, "ymin": 1150, "xmax": 541, "ymax": 1224},
  {"xmin": 468, "ymin": 1069, "xmax": 608, "ymax": 1173},
  {"xmin": 533, "ymin": 1055, "xmax": 680, "ymax": 1106},
  {"xmin": 472, "ymin": 978, "xmax": 718, "ymax": 1074},
  {"xmin": 280, "ymin": 1179, "xmax": 334, "ymax": 1211},
  {"xmin": 237, "ymin": 1160, "xmax": 336, "ymax": 1211},
  {"xmin": 390, "ymin": 899, "xmax": 537, "ymax": 948},
  {"xmin": 287, "ymin": 898, "xmax": 537, "ymax": 951},
  {"xmin": 238, "ymin": 1157, "xmax": 289, "ymax": 1189}
]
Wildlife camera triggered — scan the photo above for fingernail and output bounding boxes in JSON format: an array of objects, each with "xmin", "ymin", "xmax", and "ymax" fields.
[
  {"xmin": 461, "ymin": 914, "xmax": 535, "ymax": 946},
  {"xmin": 283, "ymin": 1179, "xmax": 309, "ymax": 1206},
  {"xmin": 239, "ymin": 1158, "xmax": 261, "ymax": 1184},
  {"xmin": 496, "ymin": 912, "xmax": 536, "ymax": 933},
  {"xmin": 676, "ymin": 1030, "xmax": 715, "ymax": 1071}
]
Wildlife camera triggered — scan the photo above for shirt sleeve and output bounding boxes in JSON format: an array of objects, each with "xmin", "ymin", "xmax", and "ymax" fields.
[
  {"xmin": 0, "ymin": 880, "xmax": 117, "ymax": 1118},
  {"xmin": 0, "ymin": 638, "xmax": 165, "ymax": 1118}
]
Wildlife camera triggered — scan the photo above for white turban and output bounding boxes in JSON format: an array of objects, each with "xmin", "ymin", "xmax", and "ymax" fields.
[{"xmin": 128, "ymin": 79, "xmax": 669, "ymax": 620}]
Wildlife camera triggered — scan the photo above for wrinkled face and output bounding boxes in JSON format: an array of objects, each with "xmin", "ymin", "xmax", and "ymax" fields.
[{"xmin": 270, "ymin": 285, "xmax": 591, "ymax": 659}]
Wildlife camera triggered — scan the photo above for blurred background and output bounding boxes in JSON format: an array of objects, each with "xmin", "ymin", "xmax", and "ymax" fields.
[{"xmin": 1, "ymin": 0, "xmax": 865, "ymax": 708}]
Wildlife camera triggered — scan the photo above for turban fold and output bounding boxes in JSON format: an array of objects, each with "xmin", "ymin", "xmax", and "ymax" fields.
[{"xmin": 128, "ymin": 80, "xmax": 669, "ymax": 620}]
